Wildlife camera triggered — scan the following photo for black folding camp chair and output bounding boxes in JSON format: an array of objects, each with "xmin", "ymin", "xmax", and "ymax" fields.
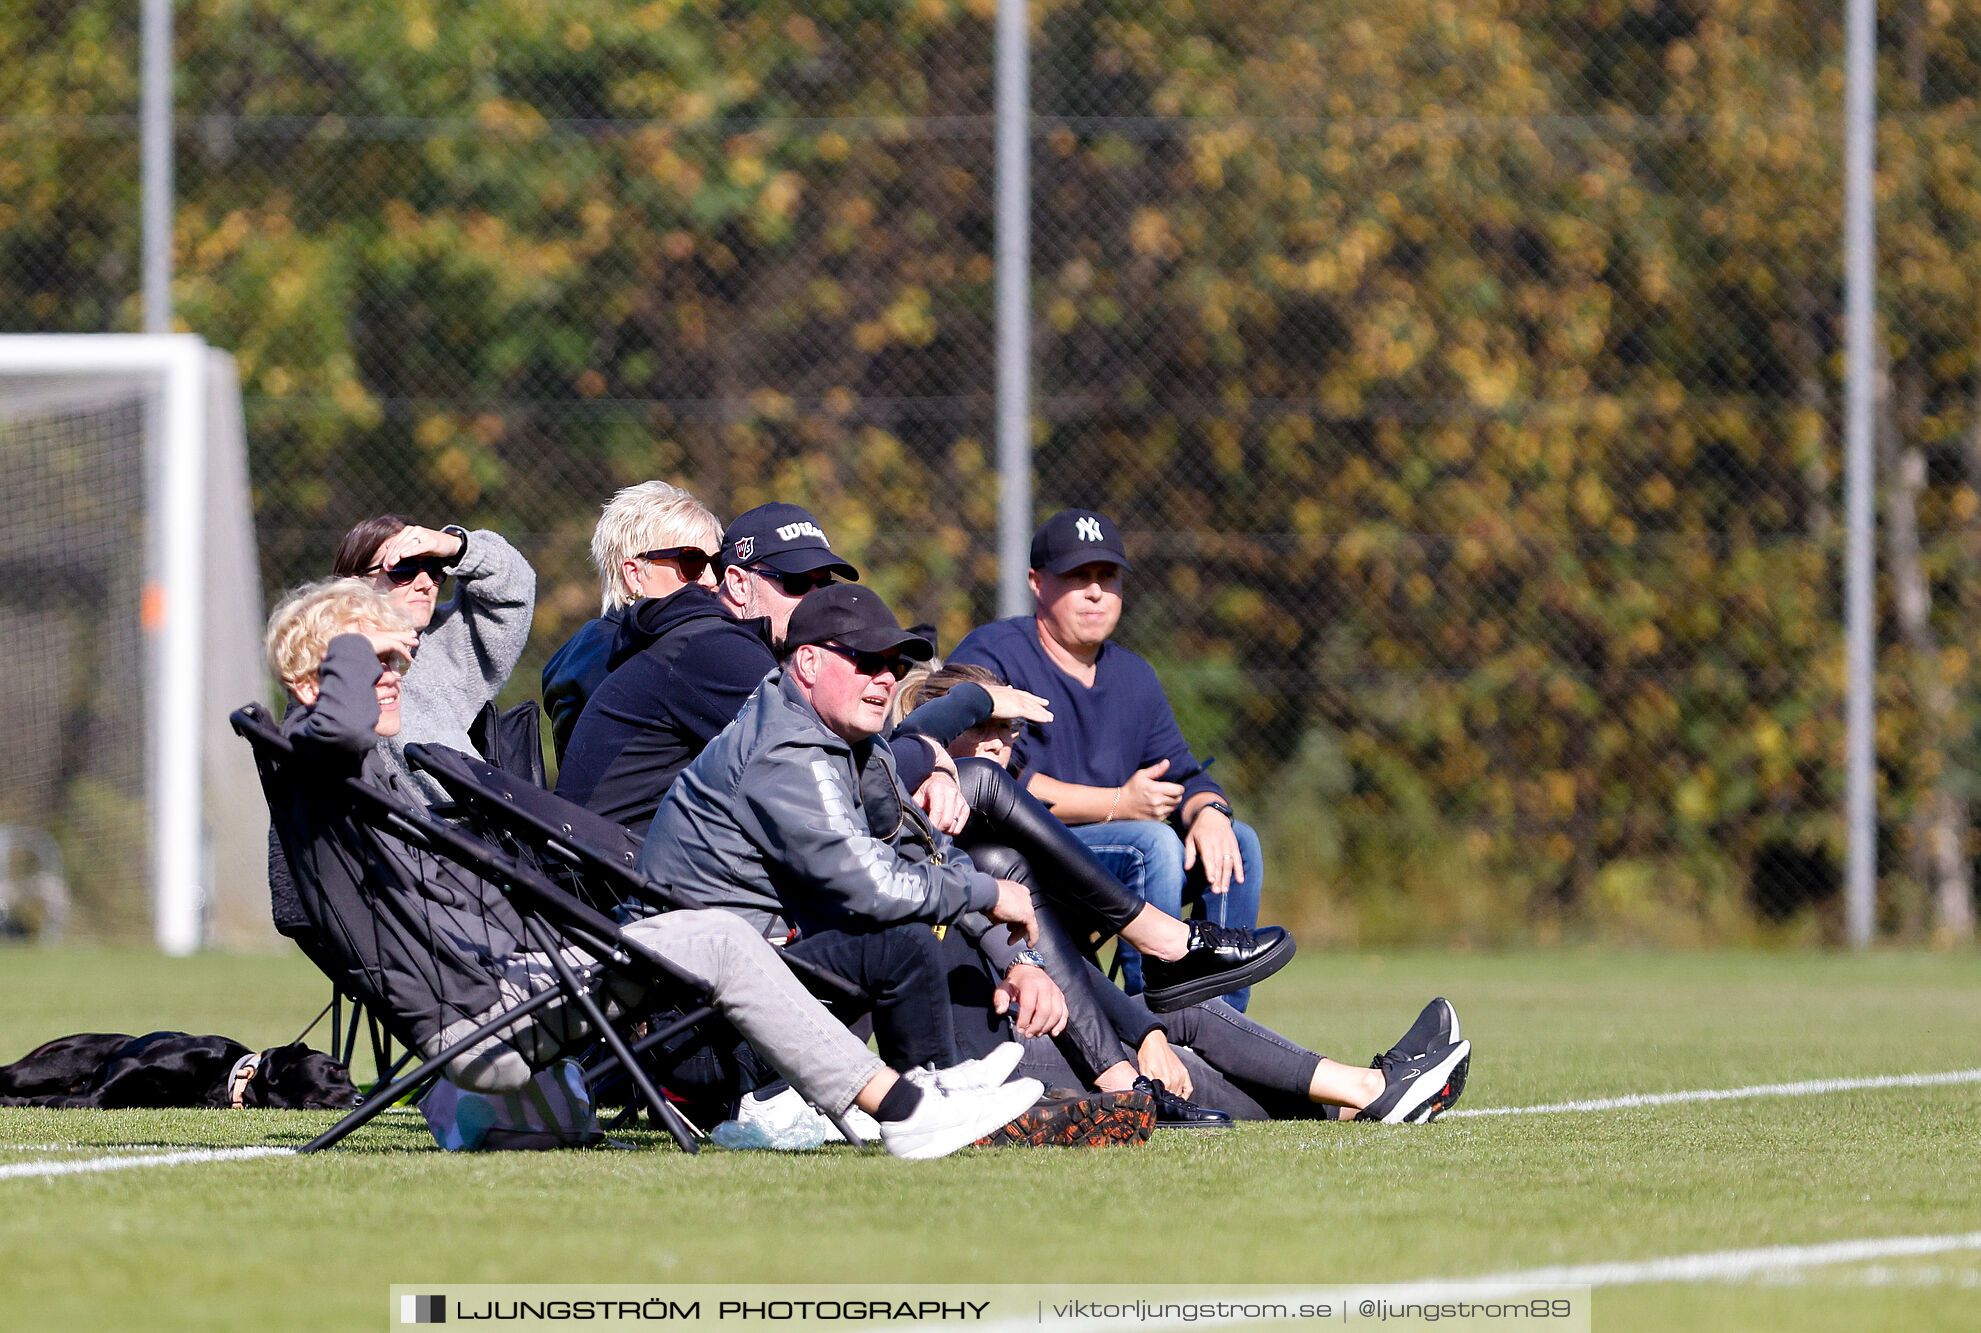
[
  {"xmin": 402, "ymin": 743, "xmax": 869, "ymax": 1140},
  {"xmin": 232, "ymin": 703, "xmax": 716, "ymax": 1154}
]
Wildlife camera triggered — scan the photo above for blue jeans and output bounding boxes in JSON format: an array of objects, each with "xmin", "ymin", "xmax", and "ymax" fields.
[{"xmin": 1070, "ymin": 818, "xmax": 1264, "ymax": 1011}]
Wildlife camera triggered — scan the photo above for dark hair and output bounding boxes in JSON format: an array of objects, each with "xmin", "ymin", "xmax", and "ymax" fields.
[{"xmin": 331, "ymin": 514, "xmax": 411, "ymax": 577}]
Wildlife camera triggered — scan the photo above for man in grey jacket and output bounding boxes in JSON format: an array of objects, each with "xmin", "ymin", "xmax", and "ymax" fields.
[{"xmin": 642, "ymin": 585, "xmax": 1045, "ymax": 1072}]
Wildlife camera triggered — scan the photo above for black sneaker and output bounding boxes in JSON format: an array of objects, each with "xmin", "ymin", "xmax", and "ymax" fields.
[
  {"xmin": 1133, "ymin": 1076, "xmax": 1233, "ymax": 1129},
  {"xmin": 1381, "ymin": 997, "xmax": 1460, "ymax": 1063},
  {"xmin": 1407, "ymin": 1047, "xmax": 1469, "ymax": 1123},
  {"xmin": 1140, "ymin": 922, "xmax": 1297, "ymax": 1013},
  {"xmin": 1354, "ymin": 1040, "xmax": 1471, "ymax": 1124}
]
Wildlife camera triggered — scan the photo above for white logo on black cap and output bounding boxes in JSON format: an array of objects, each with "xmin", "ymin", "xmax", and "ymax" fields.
[
  {"xmin": 734, "ymin": 536, "xmax": 755, "ymax": 562},
  {"xmin": 1076, "ymin": 517, "xmax": 1104, "ymax": 543}
]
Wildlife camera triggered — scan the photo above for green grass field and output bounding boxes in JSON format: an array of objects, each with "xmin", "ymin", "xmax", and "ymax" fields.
[{"xmin": 3, "ymin": 946, "xmax": 1978, "ymax": 1332}]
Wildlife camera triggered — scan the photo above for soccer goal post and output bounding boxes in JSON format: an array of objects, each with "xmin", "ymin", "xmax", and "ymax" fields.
[{"xmin": 0, "ymin": 335, "xmax": 267, "ymax": 954}]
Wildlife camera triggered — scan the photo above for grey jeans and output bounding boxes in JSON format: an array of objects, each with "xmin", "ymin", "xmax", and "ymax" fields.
[{"xmin": 432, "ymin": 909, "xmax": 883, "ymax": 1114}]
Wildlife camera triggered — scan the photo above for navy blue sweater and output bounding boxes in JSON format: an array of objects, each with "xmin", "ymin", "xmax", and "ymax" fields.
[
  {"xmin": 947, "ymin": 616, "xmax": 1224, "ymax": 810},
  {"xmin": 553, "ymin": 586, "xmax": 776, "ymax": 836}
]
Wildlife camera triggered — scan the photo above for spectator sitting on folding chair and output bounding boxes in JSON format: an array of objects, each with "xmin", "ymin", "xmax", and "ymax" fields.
[
  {"xmin": 263, "ymin": 577, "xmax": 1044, "ymax": 1159},
  {"xmin": 269, "ymin": 512, "xmax": 538, "ymax": 946}
]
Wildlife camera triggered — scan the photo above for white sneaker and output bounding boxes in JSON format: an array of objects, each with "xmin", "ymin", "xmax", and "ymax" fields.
[
  {"xmin": 880, "ymin": 1075, "xmax": 1044, "ymax": 1160},
  {"xmin": 710, "ymin": 1085, "xmax": 830, "ymax": 1151},
  {"xmin": 926, "ymin": 1041, "xmax": 1025, "ymax": 1093},
  {"xmin": 820, "ymin": 1104, "xmax": 882, "ymax": 1145}
]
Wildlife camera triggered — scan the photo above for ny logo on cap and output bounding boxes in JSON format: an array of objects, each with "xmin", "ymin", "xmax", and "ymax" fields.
[
  {"xmin": 734, "ymin": 536, "xmax": 755, "ymax": 562},
  {"xmin": 1076, "ymin": 517, "xmax": 1104, "ymax": 543}
]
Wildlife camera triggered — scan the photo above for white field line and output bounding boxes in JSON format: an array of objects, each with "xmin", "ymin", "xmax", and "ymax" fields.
[
  {"xmin": 2, "ymin": 1142, "xmax": 237, "ymax": 1152},
  {"xmin": 1456, "ymin": 1230, "xmax": 1981, "ymax": 1287},
  {"xmin": 1448, "ymin": 1066, "xmax": 1981, "ymax": 1118},
  {"xmin": 0, "ymin": 1146, "xmax": 292, "ymax": 1181},
  {"xmin": 958, "ymin": 1234, "xmax": 1981, "ymax": 1333},
  {"xmin": 2, "ymin": 1067, "xmax": 1975, "ymax": 1189}
]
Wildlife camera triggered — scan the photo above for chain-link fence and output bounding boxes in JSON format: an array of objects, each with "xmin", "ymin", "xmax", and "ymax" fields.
[{"xmin": 10, "ymin": 0, "xmax": 1981, "ymax": 944}]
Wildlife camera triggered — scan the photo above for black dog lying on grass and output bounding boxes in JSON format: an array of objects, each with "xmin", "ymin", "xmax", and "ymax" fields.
[{"xmin": 0, "ymin": 1032, "xmax": 356, "ymax": 1109}]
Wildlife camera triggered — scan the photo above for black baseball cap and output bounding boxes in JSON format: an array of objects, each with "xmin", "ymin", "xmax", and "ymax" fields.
[
  {"xmin": 719, "ymin": 502, "xmax": 860, "ymax": 579},
  {"xmin": 1029, "ymin": 508, "xmax": 1131, "ymax": 575},
  {"xmin": 784, "ymin": 584, "xmax": 935, "ymax": 659}
]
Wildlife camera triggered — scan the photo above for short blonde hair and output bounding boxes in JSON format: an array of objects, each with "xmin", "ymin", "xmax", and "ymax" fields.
[
  {"xmin": 264, "ymin": 578, "xmax": 412, "ymax": 694},
  {"xmin": 590, "ymin": 481, "xmax": 722, "ymax": 613}
]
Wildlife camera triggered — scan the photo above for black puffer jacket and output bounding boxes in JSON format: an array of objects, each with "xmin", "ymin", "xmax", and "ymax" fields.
[{"xmin": 553, "ymin": 585, "xmax": 775, "ymax": 836}]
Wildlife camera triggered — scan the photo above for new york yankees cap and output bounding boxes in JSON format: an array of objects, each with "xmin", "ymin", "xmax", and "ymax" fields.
[
  {"xmin": 718, "ymin": 502, "xmax": 861, "ymax": 579},
  {"xmin": 1029, "ymin": 508, "xmax": 1131, "ymax": 575}
]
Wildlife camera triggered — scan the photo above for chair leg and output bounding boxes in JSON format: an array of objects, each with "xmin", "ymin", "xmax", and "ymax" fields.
[
  {"xmin": 366, "ymin": 1010, "xmax": 393, "ymax": 1083},
  {"xmin": 587, "ymin": 1004, "xmax": 718, "ymax": 1082},
  {"xmin": 587, "ymin": 1004, "xmax": 727, "ymax": 1133},
  {"xmin": 300, "ymin": 983, "xmax": 572, "ymax": 1153},
  {"xmin": 330, "ymin": 986, "xmax": 345, "ymax": 1067},
  {"xmin": 359, "ymin": 1046, "xmax": 419, "ymax": 1102},
  {"xmin": 520, "ymin": 918, "xmax": 702, "ymax": 1154}
]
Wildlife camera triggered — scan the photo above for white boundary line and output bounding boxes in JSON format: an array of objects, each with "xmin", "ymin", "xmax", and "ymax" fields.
[
  {"xmin": 1458, "ymin": 1230, "xmax": 1981, "ymax": 1287},
  {"xmin": 961, "ymin": 1234, "xmax": 1981, "ymax": 1333},
  {"xmin": 1448, "ymin": 1066, "xmax": 1981, "ymax": 1118},
  {"xmin": 3, "ymin": 1067, "xmax": 1975, "ymax": 1191},
  {"xmin": 0, "ymin": 1146, "xmax": 291, "ymax": 1181}
]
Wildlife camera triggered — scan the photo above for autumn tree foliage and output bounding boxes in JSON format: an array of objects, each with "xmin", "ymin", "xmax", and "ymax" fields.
[{"xmin": 9, "ymin": 0, "xmax": 1981, "ymax": 941}]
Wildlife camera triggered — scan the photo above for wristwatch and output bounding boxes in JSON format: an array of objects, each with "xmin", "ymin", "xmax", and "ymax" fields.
[
  {"xmin": 1197, "ymin": 799, "xmax": 1234, "ymax": 824},
  {"xmin": 1013, "ymin": 947, "xmax": 1048, "ymax": 970}
]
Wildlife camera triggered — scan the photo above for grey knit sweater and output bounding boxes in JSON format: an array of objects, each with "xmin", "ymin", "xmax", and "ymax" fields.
[{"xmin": 379, "ymin": 527, "xmax": 537, "ymax": 803}]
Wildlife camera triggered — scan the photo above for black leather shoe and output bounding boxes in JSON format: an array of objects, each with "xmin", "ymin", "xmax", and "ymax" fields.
[
  {"xmin": 1133, "ymin": 1076, "xmax": 1233, "ymax": 1129},
  {"xmin": 1140, "ymin": 922, "xmax": 1296, "ymax": 1012}
]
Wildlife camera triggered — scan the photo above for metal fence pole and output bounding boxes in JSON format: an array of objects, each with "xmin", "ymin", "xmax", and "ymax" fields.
[
  {"xmin": 141, "ymin": 0, "xmax": 173, "ymax": 334},
  {"xmin": 1843, "ymin": 0, "xmax": 1878, "ymax": 947},
  {"xmin": 994, "ymin": 0, "xmax": 1032, "ymax": 618}
]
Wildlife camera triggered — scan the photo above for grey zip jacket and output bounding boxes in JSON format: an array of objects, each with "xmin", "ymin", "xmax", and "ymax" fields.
[{"xmin": 639, "ymin": 667, "xmax": 999, "ymax": 941}]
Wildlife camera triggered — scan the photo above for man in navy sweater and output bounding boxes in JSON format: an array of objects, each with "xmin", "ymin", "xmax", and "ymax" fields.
[{"xmin": 949, "ymin": 508, "xmax": 1265, "ymax": 1009}]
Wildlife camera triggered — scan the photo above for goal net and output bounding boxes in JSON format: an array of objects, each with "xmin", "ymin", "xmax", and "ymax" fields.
[{"xmin": 0, "ymin": 336, "xmax": 268, "ymax": 951}]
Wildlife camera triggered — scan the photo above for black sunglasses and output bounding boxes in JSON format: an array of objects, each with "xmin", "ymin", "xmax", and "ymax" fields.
[
  {"xmin": 364, "ymin": 555, "xmax": 450, "ymax": 587},
  {"xmin": 752, "ymin": 565, "xmax": 837, "ymax": 598},
  {"xmin": 818, "ymin": 642, "xmax": 915, "ymax": 681},
  {"xmin": 636, "ymin": 546, "xmax": 714, "ymax": 581}
]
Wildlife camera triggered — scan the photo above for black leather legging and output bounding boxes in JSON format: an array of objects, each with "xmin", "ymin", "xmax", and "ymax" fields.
[
  {"xmin": 944, "ymin": 758, "xmax": 1154, "ymax": 1085},
  {"xmin": 952, "ymin": 757, "xmax": 1144, "ymax": 938},
  {"xmin": 967, "ymin": 841, "xmax": 1126, "ymax": 1085}
]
